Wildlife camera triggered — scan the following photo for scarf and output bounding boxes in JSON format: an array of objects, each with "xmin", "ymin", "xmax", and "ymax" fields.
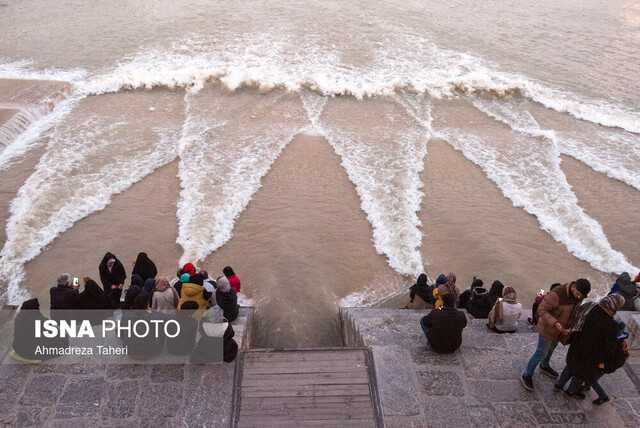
[
  {"xmin": 438, "ymin": 272, "xmax": 459, "ymax": 299},
  {"xmin": 502, "ymin": 286, "xmax": 517, "ymax": 304},
  {"xmin": 155, "ymin": 278, "xmax": 171, "ymax": 292},
  {"xmin": 599, "ymin": 293, "xmax": 625, "ymax": 317}
]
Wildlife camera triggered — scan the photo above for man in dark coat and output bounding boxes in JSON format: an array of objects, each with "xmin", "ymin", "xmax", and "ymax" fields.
[
  {"xmin": 50, "ymin": 273, "xmax": 80, "ymax": 311},
  {"xmin": 215, "ymin": 277, "xmax": 239, "ymax": 323},
  {"xmin": 98, "ymin": 252, "xmax": 127, "ymax": 292},
  {"xmin": 419, "ymin": 293, "xmax": 467, "ymax": 353}
]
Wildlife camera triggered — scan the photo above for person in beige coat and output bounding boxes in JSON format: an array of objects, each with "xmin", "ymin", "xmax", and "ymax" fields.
[
  {"xmin": 521, "ymin": 279, "xmax": 591, "ymax": 391},
  {"xmin": 151, "ymin": 278, "xmax": 179, "ymax": 310}
]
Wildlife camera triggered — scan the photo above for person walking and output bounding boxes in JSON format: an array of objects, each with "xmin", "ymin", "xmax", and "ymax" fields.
[
  {"xmin": 554, "ymin": 294, "xmax": 627, "ymax": 403},
  {"xmin": 521, "ymin": 278, "xmax": 591, "ymax": 391}
]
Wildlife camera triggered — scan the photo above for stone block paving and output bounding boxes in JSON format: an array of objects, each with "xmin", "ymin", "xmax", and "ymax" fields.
[
  {"xmin": 342, "ymin": 308, "xmax": 640, "ymax": 428},
  {"xmin": 0, "ymin": 308, "xmax": 252, "ymax": 427}
]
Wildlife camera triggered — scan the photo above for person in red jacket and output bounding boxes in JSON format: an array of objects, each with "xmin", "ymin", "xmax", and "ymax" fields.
[{"xmin": 223, "ymin": 266, "xmax": 241, "ymax": 293}]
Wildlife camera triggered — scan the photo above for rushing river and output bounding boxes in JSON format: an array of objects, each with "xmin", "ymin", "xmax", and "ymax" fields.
[{"xmin": 0, "ymin": 0, "xmax": 638, "ymax": 347}]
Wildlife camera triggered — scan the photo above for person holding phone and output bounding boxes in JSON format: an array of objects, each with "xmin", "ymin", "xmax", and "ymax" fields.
[{"xmin": 49, "ymin": 272, "xmax": 81, "ymax": 311}]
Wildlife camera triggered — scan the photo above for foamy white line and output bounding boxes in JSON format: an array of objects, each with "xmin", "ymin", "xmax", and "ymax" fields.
[
  {"xmin": 472, "ymin": 99, "xmax": 640, "ymax": 191},
  {"xmin": 77, "ymin": 34, "xmax": 640, "ymax": 135},
  {"xmin": 0, "ymin": 127, "xmax": 179, "ymax": 304},
  {"xmin": 340, "ymin": 286, "xmax": 408, "ymax": 308},
  {"xmin": 318, "ymin": 115, "xmax": 427, "ymax": 277},
  {"xmin": 0, "ymin": 59, "xmax": 86, "ymax": 84},
  {"xmin": 435, "ymin": 128, "xmax": 637, "ymax": 275},
  {"xmin": 176, "ymin": 91, "xmax": 308, "ymax": 265},
  {"xmin": 0, "ymin": 97, "xmax": 80, "ymax": 171}
]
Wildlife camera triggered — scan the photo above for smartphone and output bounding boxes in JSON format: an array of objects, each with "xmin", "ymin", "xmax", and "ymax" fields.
[
  {"xmin": 73, "ymin": 277, "xmax": 79, "ymax": 287},
  {"xmin": 499, "ymin": 298, "xmax": 503, "ymax": 302},
  {"xmin": 539, "ymin": 289, "xmax": 545, "ymax": 295}
]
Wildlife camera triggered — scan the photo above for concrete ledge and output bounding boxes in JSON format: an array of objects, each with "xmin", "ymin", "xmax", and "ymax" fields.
[
  {"xmin": 0, "ymin": 306, "xmax": 254, "ymax": 427},
  {"xmin": 341, "ymin": 307, "xmax": 640, "ymax": 427}
]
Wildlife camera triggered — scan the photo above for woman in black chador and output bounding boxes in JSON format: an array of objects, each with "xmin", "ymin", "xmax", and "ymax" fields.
[
  {"xmin": 98, "ymin": 252, "xmax": 127, "ymax": 292},
  {"xmin": 131, "ymin": 252, "xmax": 157, "ymax": 284}
]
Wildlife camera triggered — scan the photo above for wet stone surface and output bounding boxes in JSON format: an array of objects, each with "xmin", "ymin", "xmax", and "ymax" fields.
[
  {"xmin": 0, "ymin": 309, "xmax": 252, "ymax": 427},
  {"xmin": 416, "ymin": 369, "xmax": 464, "ymax": 396},
  {"xmin": 343, "ymin": 308, "xmax": 640, "ymax": 427}
]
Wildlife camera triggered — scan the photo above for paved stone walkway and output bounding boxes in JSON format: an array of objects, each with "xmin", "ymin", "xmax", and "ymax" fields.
[
  {"xmin": 342, "ymin": 308, "xmax": 640, "ymax": 428},
  {"xmin": 0, "ymin": 308, "xmax": 252, "ymax": 427}
]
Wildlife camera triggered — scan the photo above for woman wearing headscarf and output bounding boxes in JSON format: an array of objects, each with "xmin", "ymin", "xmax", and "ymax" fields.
[
  {"xmin": 79, "ymin": 278, "xmax": 112, "ymax": 309},
  {"xmin": 487, "ymin": 286, "xmax": 522, "ymax": 333},
  {"xmin": 98, "ymin": 252, "xmax": 127, "ymax": 292},
  {"xmin": 182, "ymin": 262, "xmax": 196, "ymax": 277},
  {"xmin": 131, "ymin": 252, "xmax": 157, "ymax": 283},
  {"xmin": 405, "ymin": 274, "xmax": 433, "ymax": 309},
  {"xmin": 468, "ymin": 280, "xmax": 504, "ymax": 319},
  {"xmin": 555, "ymin": 294, "xmax": 627, "ymax": 403},
  {"xmin": 152, "ymin": 278, "xmax": 180, "ymax": 310},
  {"xmin": 437, "ymin": 272, "xmax": 460, "ymax": 303},
  {"xmin": 79, "ymin": 278, "xmax": 114, "ymax": 324},
  {"xmin": 223, "ymin": 266, "xmax": 241, "ymax": 293}
]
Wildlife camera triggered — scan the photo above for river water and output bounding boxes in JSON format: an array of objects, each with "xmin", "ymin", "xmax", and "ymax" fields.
[{"xmin": 0, "ymin": 0, "xmax": 638, "ymax": 347}]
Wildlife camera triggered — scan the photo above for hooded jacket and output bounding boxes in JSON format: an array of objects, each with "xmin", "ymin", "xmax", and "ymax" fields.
[
  {"xmin": 177, "ymin": 283, "xmax": 211, "ymax": 311},
  {"xmin": 612, "ymin": 272, "xmax": 639, "ymax": 311},
  {"xmin": 98, "ymin": 252, "xmax": 127, "ymax": 292}
]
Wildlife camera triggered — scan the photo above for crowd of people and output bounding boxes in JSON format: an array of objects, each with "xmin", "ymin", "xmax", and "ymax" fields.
[
  {"xmin": 11, "ymin": 251, "xmax": 242, "ymax": 363},
  {"xmin": 406, "ymin": 271, "xmax": 640, "ymax": 405}
]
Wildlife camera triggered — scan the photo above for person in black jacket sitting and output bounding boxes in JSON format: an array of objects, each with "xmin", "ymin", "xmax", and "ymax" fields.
[
  {"xmin": 467, "ymin": 280, "xmax": 504, "ymax": 319},
  {"xmin": 50, "ymin": 273, "xmax": 80, "ymax": 311},
  {"xmin": 215, "ymin": 277, "xmax": 239, "ymax": 322},
  {"xmin": 420, "ymin": 293, "xmax": 467, "ymax": 354}
]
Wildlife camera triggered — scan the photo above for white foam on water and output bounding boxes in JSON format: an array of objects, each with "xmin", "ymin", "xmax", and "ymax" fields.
[
  {"xmin": 0, "ymin": 59, "xmax": 85, "ymax": 170},
  {"xmin": 176, "ymin": 89, "xmax": 309, "ymax": 265},
  {"xmin": 472, "ymin": 98, "xmax": 640, "ymax": 191},
  {"xmin": 0, "ymin": 108, "xmax": 43, "ymax": 149},
  {"xmin": 0, "ymin": 93, "xmax": 183, "ymax": 304},
  {"xmin": 315, "ymin": 95, "xmax": 429, "ymax": 277},
  {"xmin": 339, "ymin": 282, "xmax": 408, "ymax": 308},
  {"xmin": 0, "ymin": 59, "xmax": 86, "ymax": 83},
  {"xmin": 434, "ymin": 124, "xmax": 637, "ymax": 275},
  {"xmin": 0, "ymin": 98, "xmax": 79, "ymax": 171},
  {"xmin": 78, "ymin": 32, "xmax": 640, "ymax": 134}
]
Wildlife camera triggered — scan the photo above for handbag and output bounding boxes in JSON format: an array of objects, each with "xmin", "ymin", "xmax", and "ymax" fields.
[{"xmin": 559, "ymin": 332, "xmax": 573, "ymax": 346}]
